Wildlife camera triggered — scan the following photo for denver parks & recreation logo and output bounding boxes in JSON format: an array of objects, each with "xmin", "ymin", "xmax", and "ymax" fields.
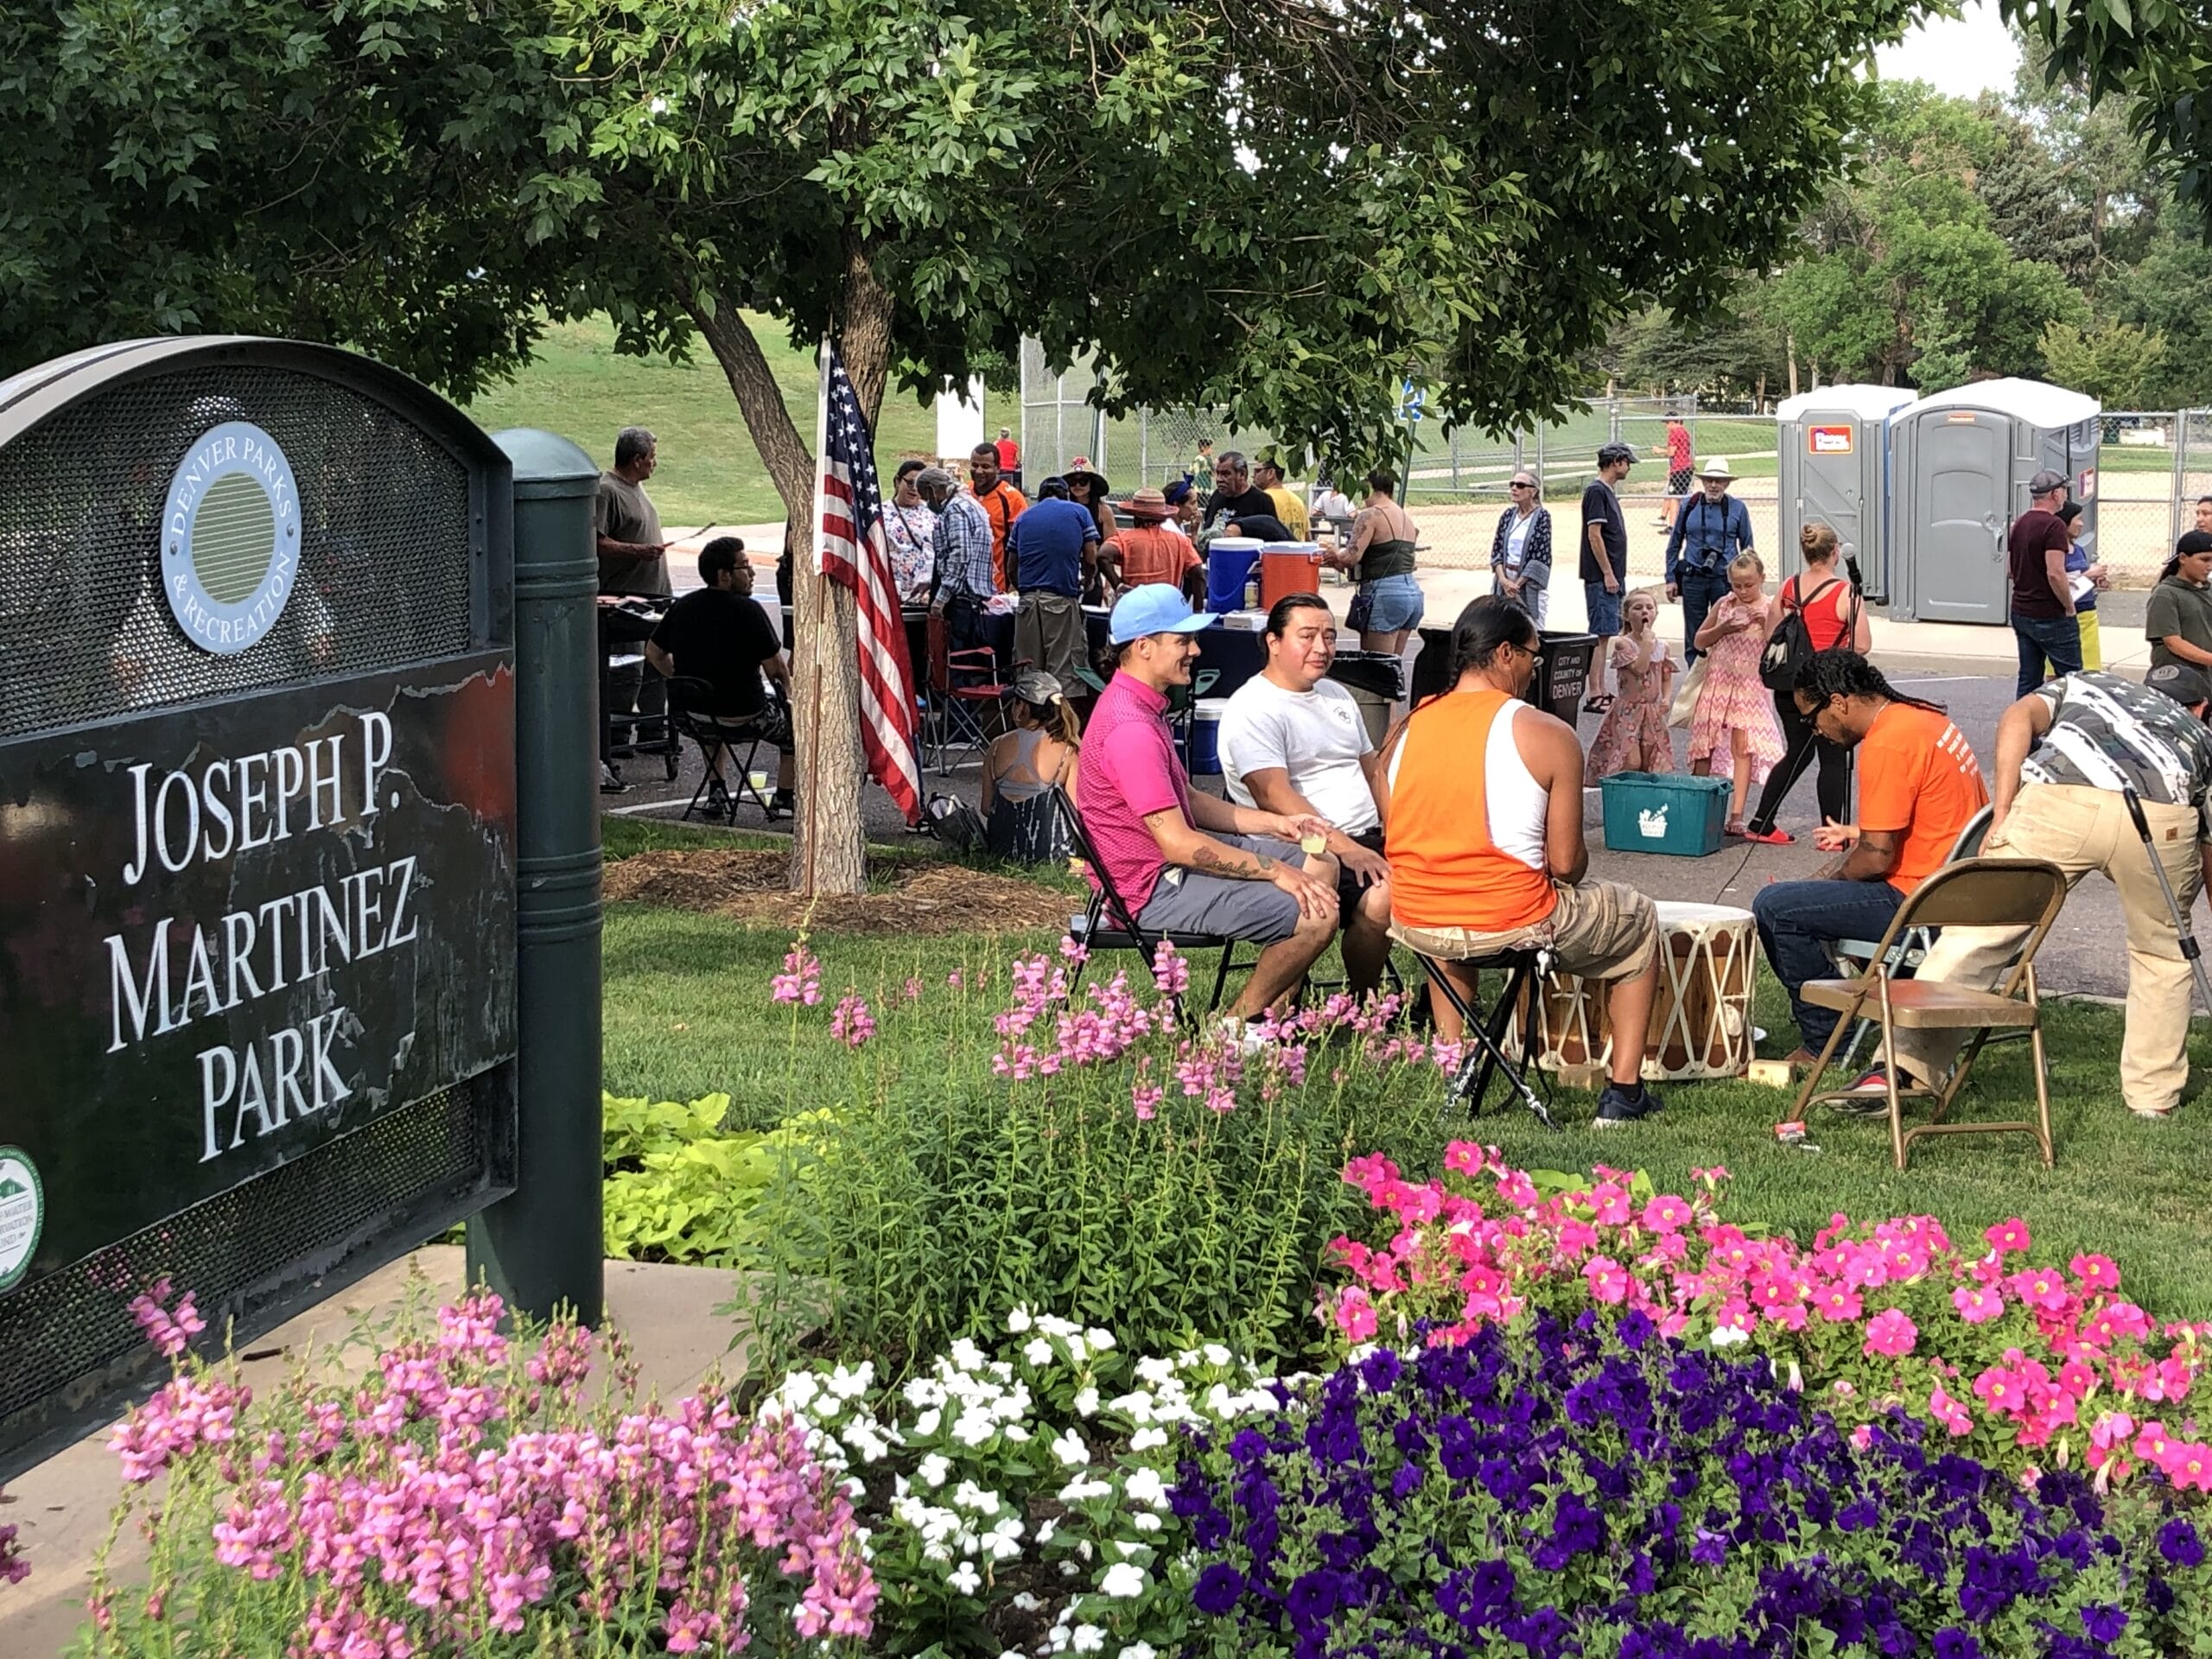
[
  {"xmin": 0, "ymin": 1147, "xmax": 42, "ymax": 1294},
  {"xmin": 162, "ymin": 421, "xmax": 302, "ymax": 654}
]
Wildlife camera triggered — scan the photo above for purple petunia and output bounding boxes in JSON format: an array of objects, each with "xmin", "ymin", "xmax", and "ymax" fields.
[
  {"xmin": 2160, "ymin": 1516, "xmax": 2205, "ymax": 1568},
  {"xmin": 1192, "ymin": 1561, "xmax": 1244, "ymax": 1615}
]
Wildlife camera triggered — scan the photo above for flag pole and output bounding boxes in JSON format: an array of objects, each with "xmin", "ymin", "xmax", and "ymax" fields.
[{"xmin": 803, "ymin": 334, "xmax": 835, "ymax": 899}]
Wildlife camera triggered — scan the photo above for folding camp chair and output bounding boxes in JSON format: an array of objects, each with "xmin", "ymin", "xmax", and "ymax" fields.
[
  {"xmin": 1833, "ymin": 804, "xmax": 1994, "ymax": 1072},
  {"xmin": 665, "ymin": 676, "xmax": 773, "ymax": 823},
  {"xmin": 925, "ymin": 608, "xmax": 1009, "ymax": 773},
  {"xmin": 1054, "ymin": 788, "xmax": 1248, "ymax": 1018},
  {"xmin": 1782, "ymin": 857, "xmax": 2069, "ymax": 1170},
  {"xmin": 1408, "ymin": 948, "xmax": 1555, "ymax": 1126}
]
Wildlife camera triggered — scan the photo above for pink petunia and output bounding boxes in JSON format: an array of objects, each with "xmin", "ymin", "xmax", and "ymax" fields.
[
  {"xmin": 1985, "ymin": 1217, "xmax": 2032, "ymax": 1255},
  {"xmin": 1952, "ymin": 1285, "xmax": 2005, "ymax": 1325},
  {"xmin": 1864, "ymin": 1308, "xmax": 1918, "ymax": 1359},
  {"xmin": 1332, "ymin": 1287, "xmax": 1379, "ymax": 1343},
  {"xmin": 1582, "ymin": 1255, "xmax": 1630, "ymax": 1306},
  {"xmin": 1929, "ymin": 1382, "xmax": 1974, "ymax": 1436},
  {"xmin": 1640, "ymin": 1195, "xmax": 1693, "ymax": 1233},
  {"xmin": 2069, "ymin": 1253, "xmax": 2120, "ymax": 1292}
]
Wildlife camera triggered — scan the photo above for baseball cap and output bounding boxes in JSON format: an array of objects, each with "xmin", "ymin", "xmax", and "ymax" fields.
[
  {"xmin": 2028, "ymin": 468, "xmax": 2069, "ymax": 496},
  {"xmin": 2145, "ymin": 663, "xmax": 2212, "ymax": 707},
  {"xmin": 1109, "ymin": 583, "xmax": 1217, "ymax": 644},
  {"xmin": 1012, "ymin": 670, "xmax": 1065, "ymax": 705}
]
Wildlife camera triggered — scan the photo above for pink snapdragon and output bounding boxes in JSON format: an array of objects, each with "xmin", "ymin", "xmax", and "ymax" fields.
[
  {"xmin": 771, "ymin": 939, "xmax": 823, "ymax": 1006},
  {"xmin": 830, "ymin": 992, "xmax": 876, "ymax": 1048}
]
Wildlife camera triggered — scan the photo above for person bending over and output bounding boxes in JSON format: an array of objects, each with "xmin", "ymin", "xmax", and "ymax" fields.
[
  {"xmin": 1076, "ymin": 584, "xmax": 1340, "ymax": 1043},
  {"xmin": 1382, "ymin": 595, "xmax": 1666, "ymax": 1128}
]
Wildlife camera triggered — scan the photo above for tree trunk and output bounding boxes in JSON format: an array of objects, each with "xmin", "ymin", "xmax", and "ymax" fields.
[
  {"xmin": 1786, "ymin": 334, "xmax": 1799, "ymax": 400},
  {"xmin": 690, "ymin": 286, "xmax": 871, "ymax": 896}
]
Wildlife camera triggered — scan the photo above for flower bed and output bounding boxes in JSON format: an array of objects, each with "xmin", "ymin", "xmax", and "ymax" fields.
[
  {"xmin": 1171, "ymin": 1311, "xmax": 2212, "ymax": 1658},
  {"xmin": 1320, "ymin": 1144, "xmax": 2212, "ymax": 1488},
  {"xmin": 78, "ymin": 1285, "xmax": 873, "ymax": 1658}
]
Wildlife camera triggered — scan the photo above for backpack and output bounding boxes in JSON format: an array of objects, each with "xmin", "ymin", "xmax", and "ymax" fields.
[{"xmin": 1759, "ymin": 576, "xmax": 1853, "ymax": 693}]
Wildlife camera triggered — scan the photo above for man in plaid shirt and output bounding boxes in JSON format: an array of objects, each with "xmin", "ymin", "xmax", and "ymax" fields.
[{"xmin": 920, "ymin": 465, "xmax": 996, "ymax": 659}]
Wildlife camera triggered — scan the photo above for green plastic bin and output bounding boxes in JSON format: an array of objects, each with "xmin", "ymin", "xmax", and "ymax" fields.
[{"xmin": 1599, "ymin": 772, "xmax": 1731, "ymax": 857}]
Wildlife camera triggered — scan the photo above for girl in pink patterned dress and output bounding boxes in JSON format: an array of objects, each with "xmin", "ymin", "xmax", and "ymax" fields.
[
  {"xmin": 1688, "ymin": 551, "xmax": 1786, "ymax": 835},
  {"xmin": 1585, "ymin": 588, "xmax": 1676, "ymax": 783}
]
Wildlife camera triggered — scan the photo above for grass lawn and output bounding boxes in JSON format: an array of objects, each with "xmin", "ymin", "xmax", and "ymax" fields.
[{"xmin": 598, "ymin": 824, "xmax": 2212, "ymax": 1320}]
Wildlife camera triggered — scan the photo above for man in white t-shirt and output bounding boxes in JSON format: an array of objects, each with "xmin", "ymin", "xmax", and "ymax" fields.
[{"xmin": 1220, "ymin": 593, "xmax": 1395, "ymax": 993}]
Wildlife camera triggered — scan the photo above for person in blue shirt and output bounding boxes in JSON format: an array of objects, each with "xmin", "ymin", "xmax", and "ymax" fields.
[
  {"xmin": 1010, "ymin": 477, "xmax": 1101, "ymax": 690},
  {"xmin": 2058, "ymin": 500, "xmax": 2111, "ymax": 671},
  {"xmin": 1663, "ymin": 458, "xmax": 1756, "ymax": 664}
]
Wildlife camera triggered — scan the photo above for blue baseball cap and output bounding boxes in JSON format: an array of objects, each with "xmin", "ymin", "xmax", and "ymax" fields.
[{"xmin": 1109, "ymin": 583, "xmax": 1217, "ymax": 645}]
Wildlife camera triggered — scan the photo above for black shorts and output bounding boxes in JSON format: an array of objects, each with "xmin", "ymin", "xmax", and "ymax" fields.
[
  {"xmin": 1337, "ymin": 827, "xmax": 1386, "ymax": 917},
  {"xmin": 1669, "ymin": 467, "xmax": 1694, "ymax": 494}
]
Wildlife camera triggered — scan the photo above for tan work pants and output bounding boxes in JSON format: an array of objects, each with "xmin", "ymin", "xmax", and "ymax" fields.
[{"xmin": 1892, "ymin": 782, "xmax": 2202, "ymax": 1114}]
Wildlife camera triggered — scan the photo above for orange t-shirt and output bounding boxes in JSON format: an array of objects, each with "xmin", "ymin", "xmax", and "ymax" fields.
[
  {"xmin": 1856, "ymin": 701, "xmax": 1988, "ymax": 895},
  {"xmin": 975, "ymin": 482, "xmax": 1028, "ymax": 592},
  {"xmin": 1112, "ymin": 524, "xmax": 1201, "ymax": 589}
]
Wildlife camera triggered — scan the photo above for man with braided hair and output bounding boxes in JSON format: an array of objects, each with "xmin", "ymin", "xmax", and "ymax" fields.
[{"xmin": 1751, "ymin": 652, "xmax": 1988, "ymax": 1070}]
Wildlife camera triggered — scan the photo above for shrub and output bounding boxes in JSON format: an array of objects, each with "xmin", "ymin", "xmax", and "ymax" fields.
[
  {"xmin": 1318, "ymin": 1144, "xmax": 2212, "ymax": 1487},
  {"xmin": 79, "ymin": 1282, "xmax": 873, "ymax": 1658},
  {"xmin": 1173, "ymin": 1312, "xmax": 2212, "ymax": 1658},
  {"xmin": 766, "ymin": 1309, "xmax": 1287, "ymax": 1659},
  {"xmin": 737, "ymin": 938, "xmax": 1462, "ymax": 1368},
  {"xmin": 601, "ymin": 1091, "xmax": 830, "ymax": 1266}
]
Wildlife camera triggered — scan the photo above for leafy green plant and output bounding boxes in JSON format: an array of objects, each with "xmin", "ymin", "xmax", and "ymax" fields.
[
  {"xmin": 733, "ymin": 939, "xmax": 1458, "ymax": 1372},
  {"xmin": 601, "ymin": 1091, "xmax": 830, "ymax": 1267}
]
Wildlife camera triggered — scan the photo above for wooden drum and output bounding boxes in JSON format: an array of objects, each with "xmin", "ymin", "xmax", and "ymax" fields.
[{"xmin": 1529, "ymin": 901, "xmax": 1757, "ymax": 1082}]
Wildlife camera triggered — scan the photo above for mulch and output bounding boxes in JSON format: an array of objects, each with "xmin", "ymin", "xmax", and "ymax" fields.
[{"xmin": 602, "ymin": 849, "xmax": 1079, "ymax": 936}]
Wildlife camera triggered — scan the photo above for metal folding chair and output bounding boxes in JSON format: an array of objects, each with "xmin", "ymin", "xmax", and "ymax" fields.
[
  {"xmin": 1408, "ymin": 949, "xmax": 1555, "ymax": 1126},
  {"xmin": 1832, "ymin": 804, "xmax": 1994, "ymax": 1072},
  {"xmin": 1054, "ymin": 789, "xmax": 1247, "ymax": 1018},
  {"xmin": 1781, "ymin": 857, "xmax": 2069, "ymax": 1169}
]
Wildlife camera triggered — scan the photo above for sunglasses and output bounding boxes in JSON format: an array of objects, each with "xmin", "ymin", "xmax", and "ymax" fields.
[{"xmin": 1510, "ymin": 480, "xmax": 1535, "ymax": 490}]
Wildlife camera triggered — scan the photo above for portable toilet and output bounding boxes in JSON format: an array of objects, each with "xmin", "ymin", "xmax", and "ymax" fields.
[
  {"xmin": 1887, "ymin": 378, "xmax": 2101, "ymax": 625},
  {"xmin": 1776, "ymin": 385, "xmax": 1916, "ymax": 594}
]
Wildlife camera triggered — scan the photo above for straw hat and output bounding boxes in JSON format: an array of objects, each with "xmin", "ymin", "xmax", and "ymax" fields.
[
  {"xmin": 1125, "ymin": 486, "xmax": 1173, "ymax": 522},
  {"xmin": 1696, "ymin": 457, "xmax": 1737, "ymax": 482}
]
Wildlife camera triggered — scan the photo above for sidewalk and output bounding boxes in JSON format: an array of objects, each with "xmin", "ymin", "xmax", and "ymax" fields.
[{"xmin": 2, "ymin": 1249, "xmax": 744, "ymax": 1659}]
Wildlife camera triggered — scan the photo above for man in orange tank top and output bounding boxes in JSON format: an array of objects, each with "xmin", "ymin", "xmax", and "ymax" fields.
[
  {"xmin": 1382, "ymin": 596, "xmax": 1667, "ymax": 1128},
  {"xmin": 1751, "ymin": 652, "xmax": 1990, "ymax": 1077}
]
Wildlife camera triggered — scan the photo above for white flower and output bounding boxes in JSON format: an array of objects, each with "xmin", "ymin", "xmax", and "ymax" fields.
[
  {"xmin": 1710, "ymin": 1325, "xmax": 1751, "ymax": 1349},
  {"xmin": 949, "ymin": 1338, "xmax": 989, "ymax": 1372},
  {"xmin": 1059, "ymin": 1560, "xmax": 1081, "ymax": 1578},
  {"xmin": 1058, "ymin": 1476, "xmax": 1111, "ymax": 1503},
  {"xmin": 1013, "ymin": 1593, "xmax": 1045, "ymax": 1612},
  {"xmin": 918, "ymin": 1453, "xmax": 952, "ymax": 1489},
  {"xmin": 1086, "ymin": 1328, "xmax": 1117, "ymax": 1352},
  {"xmin": 949, "ymin": 1560, "xmax": 982, "ymax": 1596},
  {"xmin": 1073, "ymin": 1387, "xmax": 1100, "ymax": 1417},
  {"xmin": 952, "ymin": 1414, "xmax": 995, "ymax": 1447},
  {"xmin": 1201, "ymin": 1343, "xmax": 1231, "ymax": 1367},
  {"xmin": 1130, "ymin": 1427, "xmax": 1168, "ymax": 1452},
  {"xmin": 951, "ymin": 1479, "xmax": 1000, "ymax": 1513},
  {"xmin": 1050, "ymin": 1427, "xmax": 1090, "ymax": 1466},
  {"xmin": 904, "ymin": 1377, "xmax": 949, "ymax": 1408},
  {"xmin": 1039, "ymin": 1314, "xmax": 1079, "ymax": 1338},
  {"xmin": 1100, "ymin": 1562, "xmax": 1147, "ymax": 1599},
  {"xmin": 1072, "ymin": 1624, "xmax": 1107, "ymax": 1652},
  {"xmin": 1135, "ymin": 1357, "xmax": 1177, "ymax": 1388},
  {"xmin": 1024, "ymin": 1338, "xmax": 1056, "ymax": 1367},
  {"xmin": 1008, "ymin": 1307, "xmax": 1034, "ymax": 1333},
  {"xmin": 912, "ymin": 1408, "xmax": 943, "ymax": 1437},
  {"xmin": 779, "ymin": 1371, "xmax": 823, "ymax": 1412},
  {"xmin": 1065, "ymin": 1333, "xmax": 1090, "ymax": 1363},
  {"xmin": 1004, "ymin": 1424, "xmax": 1033, "ymax": 1443},
  {"xmin": 925, "ymin": 1542, "xmax": 954, "ymax": 1563},
  {"xmin": 827, "ymin": 1362, "xmax": 874, "ymax": 1400},
  {"xmin": 1132, "ymin": 1512, "xmax": 1160, "ymax": 1532},
  {"xmin": 842, "ymin": 1421, "xmax": 890, "ymax": 1462},
  {"xmin": 1122, "ymin": 1646, "xmax": 1157, "ymax": 1659},
  {"xmin": 1123, "ymin": 1466, "xmax": 1167, "ymax": 1508}
]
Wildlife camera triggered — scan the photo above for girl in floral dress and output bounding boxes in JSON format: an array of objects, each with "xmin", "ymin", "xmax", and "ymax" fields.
[
  {"xmin": 1585, "ymin": 588, "xmax": 1676, "ymax": 783},
  {"xmin": 1689, "ymin": 551, "xmax": 1787, "ymax": 836}
]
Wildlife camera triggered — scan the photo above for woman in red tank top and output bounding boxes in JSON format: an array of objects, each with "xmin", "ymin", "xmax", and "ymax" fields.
[{"xmin": 1743, "ymin": 523, "xmax": 1871, "ymax": 842}]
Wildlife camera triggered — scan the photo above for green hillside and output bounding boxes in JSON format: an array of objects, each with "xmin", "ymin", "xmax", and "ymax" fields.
[{"xmin": 461, "ymin": 315, "xmax": 944, "ymax": 527}]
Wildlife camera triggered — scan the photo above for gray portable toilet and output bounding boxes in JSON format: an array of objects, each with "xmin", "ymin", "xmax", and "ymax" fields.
[
  {"xmin": 1776, "ymin": 385, "xmax": 1916, "ymax": 594},
  {"xmin": 1888, "ymin": 378, "xmax": 2101, "ymax": 625}
]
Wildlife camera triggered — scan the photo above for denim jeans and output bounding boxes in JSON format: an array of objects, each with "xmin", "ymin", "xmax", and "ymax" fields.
[
  {"xmin": 2011, "ymin": 612, "xmax": 2082, "ymax": 698},
  {"xmin": 1676, "ymin": 565, "xmax": 1731, "ymax": 665},
  {"xmin": 1751, "ymin": 878, "xmax": 1905, "ymax": 1054}
]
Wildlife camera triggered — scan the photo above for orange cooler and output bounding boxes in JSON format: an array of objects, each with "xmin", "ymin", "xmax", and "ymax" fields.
[{"xmin": 1258, "ymin": 541, "xmax": 1325, "ymax": 608}]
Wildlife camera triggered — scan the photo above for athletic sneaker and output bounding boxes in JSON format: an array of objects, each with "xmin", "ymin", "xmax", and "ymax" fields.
[
  {"xmin": 1592, "ymin": 1082, "xmax": 1665, "ymax": 1128},
  {"xmin": 1830, "ymin": 1068, "xmax": 1893, "ymax": 1116}
]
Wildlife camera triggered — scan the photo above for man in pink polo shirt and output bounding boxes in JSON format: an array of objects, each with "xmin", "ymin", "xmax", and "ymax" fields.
[{"xmin": 1077, "ymin": 584, "xmax": 1340, "ymax": 1035}]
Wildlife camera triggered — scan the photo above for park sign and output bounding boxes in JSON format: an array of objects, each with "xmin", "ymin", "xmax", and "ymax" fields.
[{"xmin": 0, "ymin": 339, "xmax": 525, "ymax": 1476}]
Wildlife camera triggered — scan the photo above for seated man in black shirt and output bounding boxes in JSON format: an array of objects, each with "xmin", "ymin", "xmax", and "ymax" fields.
[
  {"xmin": 1199, "ymin": 450, "xmax": 1294, "ymax": 548},
  {"xmin": 647, "ymin": 538, "xmax": 797, "ymax": 817}
]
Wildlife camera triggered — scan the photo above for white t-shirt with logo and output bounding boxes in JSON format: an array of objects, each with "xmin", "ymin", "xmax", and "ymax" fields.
[{"xmin": 1219, "ymin": 674, "xmax": 1380, "ymax": 834}]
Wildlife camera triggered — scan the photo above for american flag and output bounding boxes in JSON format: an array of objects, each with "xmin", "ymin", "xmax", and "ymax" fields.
[{"xmin": 815, "ymin": 342, "xmax": 923, "ymax": 823}]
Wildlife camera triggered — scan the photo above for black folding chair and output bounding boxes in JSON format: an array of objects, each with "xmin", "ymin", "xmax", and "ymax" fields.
[
  {"xmin": 1408, "ymin": 948, "xmax": 1555, "ymax": 1127},
  {"xmin": 665, "ymin": 676, "xmax": 773, "ymax": 823},
  {"xmin": 1054, "ymin": 789, "xmax": 1247, "ymax": 1018}
]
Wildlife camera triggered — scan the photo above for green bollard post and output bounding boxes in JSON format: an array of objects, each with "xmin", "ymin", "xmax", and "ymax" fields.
[{"xmin": 467, "ymin": 429, "xmax": 605, "ymax": 1326}]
